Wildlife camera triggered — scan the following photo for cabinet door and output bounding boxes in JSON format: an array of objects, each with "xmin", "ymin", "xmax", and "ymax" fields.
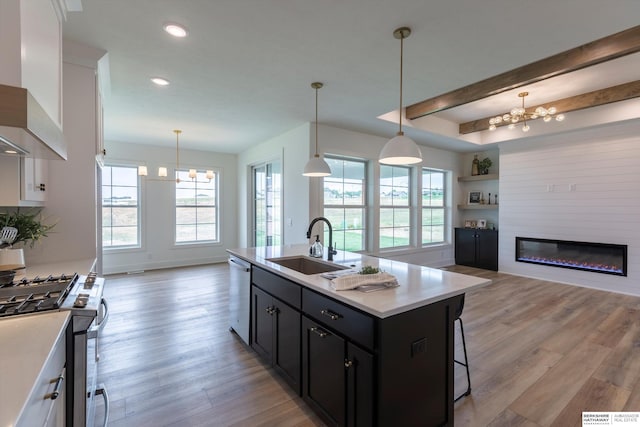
[
  {"xmin": 302, "ymin": 316, "xmax": 346, "ymax": 427},
  {"xmin": 251, "ymin": 285, "xmax": 273, "ymax": 360},
  {"xmin": 476, "ymin": 230, "xmax": 498, "ymax": 271},
  {"xmin": 454, "ymin": 228, "xmax": 477, "ymax": 267},
  {"xmin": 21, "ymin": 157, "xmax": 48, "ymax": 202},
  {"xmin": 274, "ymin": 301, "xmax": 301, "ymax": 393},
  {"xmin": 346, "ymin": 343, "xmax": 374, "ymax": 427}
]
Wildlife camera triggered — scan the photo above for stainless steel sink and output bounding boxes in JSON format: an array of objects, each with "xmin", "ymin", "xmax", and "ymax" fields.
[{"xmin": 266, "ymin": 256, "xmax": 350, "ymax": 275}]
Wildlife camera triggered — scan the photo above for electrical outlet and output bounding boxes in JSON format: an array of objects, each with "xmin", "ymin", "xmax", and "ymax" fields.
[{"xmin": 411, "ymin": 338, "xmax": 426, "ymax": 357}]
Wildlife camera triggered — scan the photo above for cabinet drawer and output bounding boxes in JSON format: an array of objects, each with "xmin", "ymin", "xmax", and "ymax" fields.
[
  {"xmin": 252, "ymin": 267, "xmax": 301, "ymax": 309},
  {"xmin": 303, "ymin": 289, "xmax": 374, "ymax": 350},
  {"xmin": 17, "ymin": 328, "xmax": 66, "ymax": 427}
]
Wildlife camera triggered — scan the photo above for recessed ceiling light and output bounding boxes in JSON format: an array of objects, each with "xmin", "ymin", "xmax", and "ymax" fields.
[
  {"xmin": 151, "ymin": 77, "xmax": 170, "ymax": 86},
  {"xmin": 163, "ymin": 23, "xmax": 188, "ymax": 38},
  {"xmin": 4, "ymin": 150, "xmax": 18, "ymax": 154}
]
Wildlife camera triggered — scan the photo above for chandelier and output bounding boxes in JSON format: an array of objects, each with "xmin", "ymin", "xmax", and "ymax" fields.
[
  {"xmin": 138, "ymin": 130, "xmax": 214, "ymax": 183},
  {"xmin": 489, "ymin": 92, "xmax": 565, "ymax": 132}
]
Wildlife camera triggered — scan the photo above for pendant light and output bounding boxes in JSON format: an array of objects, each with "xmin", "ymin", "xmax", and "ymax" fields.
[
  {"xmin": 303, "ymin": 82, "xmax": 331, "ymax": 177},
  {"xmin": 379, "ymin": 27, "xmax": 423, "ymax": 165}
]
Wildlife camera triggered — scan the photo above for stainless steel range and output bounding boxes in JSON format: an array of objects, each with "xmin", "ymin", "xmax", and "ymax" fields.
[{"xmin": 0, "ymin": 271, "xmax": 109, "ymax": 427}]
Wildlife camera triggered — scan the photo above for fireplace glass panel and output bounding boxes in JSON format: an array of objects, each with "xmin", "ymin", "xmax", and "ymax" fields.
[{"xmin": 516, "ymin": 237, "xmax": 627, "ymax": 276}]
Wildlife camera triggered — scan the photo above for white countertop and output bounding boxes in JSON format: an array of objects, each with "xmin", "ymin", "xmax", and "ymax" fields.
[
  {"xmin": 0, "ymin": 311, "xmax": 70, "ymax": 427},
  {"xmin": 14, "ymin": 258, "xmax": 96, "ymax": 281},
  {"xmin": 227, "ymin": 245, "xmax": 491, "ymax": 318}
]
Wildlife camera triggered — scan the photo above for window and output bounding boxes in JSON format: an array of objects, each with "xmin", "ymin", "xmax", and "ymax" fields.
[
  {"xmin": 102, "ymin": 165, "xmax": 140, "ymax": 248},
  {"xmin": 379, "ymin": 165, "xmax": 410, "ymax": 248},
  {"xmin": 422, "ymin": 169, "xmax": 446, "ymax": 245},
  {"xmin": 175, "ymin": 169, "xmax": 218, "ymax": 243},
  {"xmin": 253, "ymin": 161, "xmax": 282, "ymax": 247},
  {"xmin": 323, "ymin": 157, "xmax": 366, "ymax": 252}
]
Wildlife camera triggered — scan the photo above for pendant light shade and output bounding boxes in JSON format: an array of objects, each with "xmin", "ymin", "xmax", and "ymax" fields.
[
  {"xmin": 303, "ymin": 82, "xmax": 331, "ymax": 177},
  {"xmin": 303, "ymin": 155, "xmax": 331, "ymax": 176},
  {"xmin": 379, "ymin": 27, "xmax": 423, "ymax": 165},
  {"xmin": 379, "ymin": 133, "xmax": 423, "ymax": 165}
]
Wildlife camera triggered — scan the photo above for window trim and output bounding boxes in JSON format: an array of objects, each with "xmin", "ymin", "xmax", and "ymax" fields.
[
  {"xmin": 420, "ymin": 168, "xmax": 447, "ymax": 247},
  {"xmin": 174, "ymin": 167, "xmax": 220, "ymax": 245},
  {"xmin": 323, "ymin": 155, "xmax": 368, "ymax": 253},
  {"xmin": 378, "ymin": 164, "xmax": 412, "ymax": 250},
  {"xmin": 101, "ymin": 163, "xmax": 142, "ymax": 251}
]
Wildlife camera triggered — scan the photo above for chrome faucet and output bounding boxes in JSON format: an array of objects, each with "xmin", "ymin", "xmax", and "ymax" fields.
[{"xmin": 306, "ymin": 217, "xmax": 337, "ymax": 261}]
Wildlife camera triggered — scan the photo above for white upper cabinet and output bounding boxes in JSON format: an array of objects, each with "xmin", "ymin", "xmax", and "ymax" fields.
[{"xmin": 0, "ymin": 0, "xmax": 63, "ymax": 128}]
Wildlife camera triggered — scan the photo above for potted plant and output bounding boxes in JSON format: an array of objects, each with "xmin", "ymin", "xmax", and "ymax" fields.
[
  {"xmin": 0, "ymin": 209, "xmax": 56, "ymax": 270},
  {"xmin": 479, "ymin": 157, "xmax": 492, "ymax": 175},
  {"xmin": 0, "ymin": 209, "xmax": 56, "ymax": 248}
]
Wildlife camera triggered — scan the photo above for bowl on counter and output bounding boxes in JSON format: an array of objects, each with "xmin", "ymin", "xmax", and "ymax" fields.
[{"xmin": 0, "ymin": 270, "xmax": 16, "ymax": 285}]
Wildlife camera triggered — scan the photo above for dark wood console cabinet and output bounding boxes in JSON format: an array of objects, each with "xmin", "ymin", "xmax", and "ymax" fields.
[
  {"xmin": 250, "ymin": 265, "xmax": 463, "ymax": 426},
  {"xmin": 455, "ymin": 227, "xmax": 498, "ymax": 271}
]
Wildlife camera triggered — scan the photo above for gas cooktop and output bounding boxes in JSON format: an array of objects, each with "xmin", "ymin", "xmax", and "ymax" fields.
[{"xmin": 0, "ymin": 273, "xmax": 78, "ymax": 318}]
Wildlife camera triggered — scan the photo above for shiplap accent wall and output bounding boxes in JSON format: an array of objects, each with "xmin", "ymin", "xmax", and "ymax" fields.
[{"xmin": 499, "ymin": 120, "xmax": 640, "ymax": 296}]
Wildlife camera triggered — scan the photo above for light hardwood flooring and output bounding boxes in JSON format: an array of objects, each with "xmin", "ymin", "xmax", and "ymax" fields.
[{"xmin": 94, "ymin": 264, "xmax": 640, "ymax": 426}]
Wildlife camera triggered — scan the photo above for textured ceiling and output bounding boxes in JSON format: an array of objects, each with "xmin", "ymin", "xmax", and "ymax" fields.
[{"xmin": 62, "ymin": 0, "xmax": 640, "ymax": 153}]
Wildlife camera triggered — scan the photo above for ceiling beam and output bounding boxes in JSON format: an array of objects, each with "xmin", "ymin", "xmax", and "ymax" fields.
[
  {"xmin": 458, "ymin": 80, "xmax": 640, "ymax": 134},
  {"xmin": 406, "ymin": 25, "xmax": 640, "ymax": 120}
]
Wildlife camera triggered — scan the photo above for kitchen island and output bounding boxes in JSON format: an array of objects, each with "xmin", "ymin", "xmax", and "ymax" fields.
[{"xmin": 227, "ymin": 245, "xmax": 491, "ymax": 427}]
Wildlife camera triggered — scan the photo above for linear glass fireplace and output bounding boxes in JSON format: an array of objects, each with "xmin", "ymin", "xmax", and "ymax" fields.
[{"xmin": 516, "ymin": 237, "xmax": 627, "ymax": 276}]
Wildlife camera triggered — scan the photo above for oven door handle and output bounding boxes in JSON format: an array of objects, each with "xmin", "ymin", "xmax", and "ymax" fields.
[
  {"xmin": 96, "ymin": 384, "xmax": 110, "ymax": 427},
  {"xmin": 87, "ymin": 297, "xmax": 109, "ymax": 339}
]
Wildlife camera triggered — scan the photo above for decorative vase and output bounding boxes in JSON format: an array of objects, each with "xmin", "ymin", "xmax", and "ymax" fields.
[{"xmin": 471, "ymin": 155, "xmax": 479, "ymax": 176}]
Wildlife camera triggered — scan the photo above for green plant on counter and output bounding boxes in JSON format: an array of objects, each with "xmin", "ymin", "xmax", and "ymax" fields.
[
  {"xmin": 358, "ymin": 265, "xmax": 381, "ymax": 275},
  {"xmin": 0, "ymin": 209, "xmax": 57, "ymax": 248},
  {"xmin": 479, "ymin": 157, "xmax": 492, "ymax": 174}
]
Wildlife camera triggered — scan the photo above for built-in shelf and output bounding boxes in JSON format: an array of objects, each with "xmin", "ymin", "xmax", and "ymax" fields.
[
  {"xmin": 458, "ymin": 173, "xmax": 499, "ymax": 182},
  {"xmin": 457, "ymin": 204, "xmax": 499, "ymax": 210}
]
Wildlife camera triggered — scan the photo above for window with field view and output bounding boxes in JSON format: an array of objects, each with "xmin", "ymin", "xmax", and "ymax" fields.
[
  {"xmin": 175, "ymin": 169, "xmax": 218, "ymax": 243},
  {"xmin": 422, "ymin": 169, "xmax": 446, "ymax": 245},
  {"xmin": 102, "ymin": 165, "xmax": 140, "ymax": 248},
  {"xmin": 323, "ymin": 157, "xmax": 366, "ymax": 252},
  {"xmin": 379, "ymin": 165, "xmax": 410, "ymax": 249}
]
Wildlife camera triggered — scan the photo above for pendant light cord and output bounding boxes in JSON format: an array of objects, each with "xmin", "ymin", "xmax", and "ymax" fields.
[
  {"xmin": 399, "ymin": 33, "xmax": 404, "ymax": 135},
  {"xmin": 315, "ymin": 85, "xmax": 319, "ymax": 157}
]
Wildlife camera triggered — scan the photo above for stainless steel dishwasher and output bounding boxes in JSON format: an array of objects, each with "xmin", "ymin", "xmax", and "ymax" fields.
[{"xmin": 228, "ymin": 256, "xmax": 251, "ymax": 345}]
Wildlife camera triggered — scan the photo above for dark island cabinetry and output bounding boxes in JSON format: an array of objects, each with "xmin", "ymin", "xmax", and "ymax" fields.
[
  {"xmin": 250, "ymin": 266, "xmax": 463, "ymax": 426},
  {"xmin": 251, "ymin": 268, "xmax": 301, "ymax": 393},
  {"xmin": 455, "ymin": 227, "xmax": 498, "ymax": 271}
]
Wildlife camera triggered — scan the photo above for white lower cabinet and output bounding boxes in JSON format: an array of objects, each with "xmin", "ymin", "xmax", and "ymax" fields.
[{"xmin": 18, "ymin": 326, "xmax": 66, "ymax": 427}]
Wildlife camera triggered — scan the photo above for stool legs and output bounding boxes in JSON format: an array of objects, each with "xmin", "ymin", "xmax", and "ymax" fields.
[{"xmin": 454, "ymin": 317, "xmax": 471, "ymax": 402}]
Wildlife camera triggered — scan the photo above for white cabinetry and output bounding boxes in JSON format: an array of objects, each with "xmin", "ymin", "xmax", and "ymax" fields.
[
  {"xmin": 0, "ymin": 0, "xmax": 63, "ymax": 128},
  {"xmin": 0, "ymin": 156, "xmax": 48, "ymax": 206}
]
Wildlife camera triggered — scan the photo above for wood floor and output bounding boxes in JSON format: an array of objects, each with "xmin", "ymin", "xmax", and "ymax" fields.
[{"xmin": 94, "ymin": 263, "xmax": 640, "ymax": 426}]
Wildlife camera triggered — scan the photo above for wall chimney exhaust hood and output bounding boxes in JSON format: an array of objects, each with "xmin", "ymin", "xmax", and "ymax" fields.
[{"xmin": 0, "ymin": 84, "xmax": 67, "ymax": 160}]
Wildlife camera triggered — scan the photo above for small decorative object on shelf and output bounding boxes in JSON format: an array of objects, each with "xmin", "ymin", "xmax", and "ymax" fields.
[
  {"xmin": 488, "ymin": 193, "xmax": 491, "ymax": 205},
  {"xmin": 479, "ymin": 157, "xmax": 492, "ymax": 175},
  {"xmin": 471, "ymin": 155, "xmax": 479, "ymax": 176},
  {"xmin": 477, "ymin": 219, "xmax": 487, "ymax": 229},
  {"xmin": 494, "ymin": 194, "xmax": 498, "ymax": 205}
]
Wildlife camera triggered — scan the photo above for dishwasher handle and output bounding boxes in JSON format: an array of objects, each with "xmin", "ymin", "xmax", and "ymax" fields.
[{"xmin": 228, "ymin": 257, "xmax": 250, "ymax": 272}]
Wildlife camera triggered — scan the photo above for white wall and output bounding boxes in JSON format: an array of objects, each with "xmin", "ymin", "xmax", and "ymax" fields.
[
  {"xmin": 24, "ymin": 50, "xmax": 101, "ymax": 267},
  {"xmin": 499, "ymin": 120, "xmax": 640, "ymax": 296},
  {"xmin": 103, "ymin": 140, "xmax": 237, "ymax": 274},
  {"xmin": 236, "ymin": 123, "xmax": 311, "ymax": 248}
]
